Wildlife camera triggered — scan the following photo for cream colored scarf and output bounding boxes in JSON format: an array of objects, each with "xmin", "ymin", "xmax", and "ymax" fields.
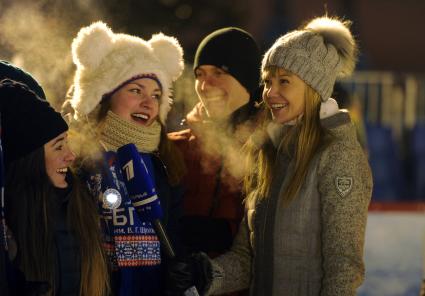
[{"xmin": 99, "ymin": 111, "xmax": 161, "ymax": 152}]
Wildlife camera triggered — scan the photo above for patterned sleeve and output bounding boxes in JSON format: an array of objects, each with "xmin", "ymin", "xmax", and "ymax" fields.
[
  {"xmin": 207, "ymin": 216, "xmax": 252, "ymax": 295},
  {"xmin": 318, "ymin": 139, "xmax": 373, "ymax": 296}
]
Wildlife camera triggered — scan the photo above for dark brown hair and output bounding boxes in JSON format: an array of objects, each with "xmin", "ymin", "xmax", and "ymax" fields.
[{"xmin": 5, "ymin": 147, "xmax": 109, "ymax": 295}]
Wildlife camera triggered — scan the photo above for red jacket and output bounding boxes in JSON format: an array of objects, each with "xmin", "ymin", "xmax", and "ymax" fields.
[
  {"xmin": 168, "ymin": 104, "xmax": 253, "ymax": 255},
  {"xmin": 169, "ymin": 128, "xmax": 244, "ymax": 231}
]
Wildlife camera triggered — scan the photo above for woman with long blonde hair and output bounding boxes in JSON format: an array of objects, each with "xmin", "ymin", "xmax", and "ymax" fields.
[{"xmin": 166, "ymin": 15, "xmax": 373, "ymax": 296}]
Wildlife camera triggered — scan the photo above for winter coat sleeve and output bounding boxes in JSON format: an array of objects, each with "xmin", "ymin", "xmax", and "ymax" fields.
[
  {"xmin": 318, "ymin": 137, "xmax": 373, "ymax": 296},
  {"xmin": 206, "ymin": 216, "xmax": 252, "ymax": 295},
  {"xmin": 165, "ymin": 183, "xmax": 185, "ymax": 256}
]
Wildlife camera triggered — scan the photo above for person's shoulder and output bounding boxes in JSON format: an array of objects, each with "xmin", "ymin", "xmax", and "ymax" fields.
[{"xmin": 318, "ymin": 126, "xmax": 370, "ymax": 180}]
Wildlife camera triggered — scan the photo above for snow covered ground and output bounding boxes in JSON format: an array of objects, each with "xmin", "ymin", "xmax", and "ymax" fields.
[{"xmin": 359, "ymin": 213, "xmax": 425, "ymax": 296}]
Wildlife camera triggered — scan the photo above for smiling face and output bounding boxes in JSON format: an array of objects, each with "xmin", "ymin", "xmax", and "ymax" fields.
[
  {"xmin": 44, "ymin": 132, "xmax": 75, "ymax": 188},
  {"xmin": 109, "ymin": 78, "xmax": 161, "ymax": 126},
  {"xmin": 263, "ymin": 67, "xmax": 306, "ymax": 124},
  {"xmin": 195, "ymin": 65, "xmax": 249, "ymax": 120}
]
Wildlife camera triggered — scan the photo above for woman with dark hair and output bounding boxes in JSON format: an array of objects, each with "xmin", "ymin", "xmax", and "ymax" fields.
[
  {"xmin": 0, "ymin": 59, "xmax": 48, "ymax": 295},
  {"xmin": 66, "ymin": 22, "xmax": 185, "ymax": 296},
  {"xmin": 0, "ymin": 79, "xmax": 109, "ymax": 296}
]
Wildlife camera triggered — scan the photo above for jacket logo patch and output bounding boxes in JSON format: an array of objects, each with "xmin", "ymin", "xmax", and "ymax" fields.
[{"xmin": 335, "ymin": 176, "xmax": 353, "ymax": 197}]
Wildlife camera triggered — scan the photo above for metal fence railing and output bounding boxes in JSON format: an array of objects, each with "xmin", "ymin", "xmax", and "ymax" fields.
[{"xmin": 339, "ymin": 71, "xmax": 425, "ymax": 200}]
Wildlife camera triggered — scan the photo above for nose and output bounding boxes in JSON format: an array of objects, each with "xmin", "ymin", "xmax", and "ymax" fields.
[
  {"xmin": 64, "ymin": 145, "xmax": 76, "ymax": 164},
  {"xmin": 265, "ymin": 83, "xmax": 279, "ymax": 98},
  {"xmin": 139, "ymin": 93, "xmax": 155, "ymax": 109},
  {"xmin": 200, "ymin": 74, "xmax": 215, "ymax": 91}
]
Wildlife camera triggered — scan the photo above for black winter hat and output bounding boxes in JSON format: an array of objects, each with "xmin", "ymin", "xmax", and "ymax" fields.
[
  {"xmin": 193, "ymin": 27, "xmax": 261, "ymax": 94},
  {"xmin": 0, "ymin": 79, "xmax": 68, "ymax": 168},
  {"xmin": 0, "ymin": 60, "xmax": 46, "ymax": 100}
]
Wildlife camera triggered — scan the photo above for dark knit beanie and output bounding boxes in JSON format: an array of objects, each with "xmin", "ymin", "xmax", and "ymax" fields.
[
  {"xmin": 0, "ymin": 60, "xmax": 46, "ymax": 100},
  {"xmin": 193, "ymin": 27, "xmax": 260, "ymax": 94},
  {"xmin": 0, "ymin": 79, "xmax": 68, "ymax": 168}
]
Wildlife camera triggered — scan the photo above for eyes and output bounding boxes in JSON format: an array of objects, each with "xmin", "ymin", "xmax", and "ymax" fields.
[
  {"xmin": 195, "ymin": 68, "xmax": 227, "ymax": 79},
  {"xmin": 54, "ymin": 140, "xmax": 68, "ymax": 151},
  {"xmin": 130, "ymin": 88, "xmax": 141, "ymax": 94},
  {"xmin": 263, "ymin": 77, "xmax": 290, "ymax": 88},
  {"xmin": 129, "ymin": 87, "xmax": 161, "ymax": 100}
]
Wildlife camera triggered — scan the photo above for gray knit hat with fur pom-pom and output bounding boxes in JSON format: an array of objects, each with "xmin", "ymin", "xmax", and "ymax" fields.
[{"xmin": 261, "ymin": 16, "xmax": 357, "ymax": 101}]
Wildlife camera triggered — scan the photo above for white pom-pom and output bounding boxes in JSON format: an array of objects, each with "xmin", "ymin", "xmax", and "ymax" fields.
[
  {"xmin": 320, "ymin": 98, "xmax": 339, "ymax": 119},
  {"xmin": 149, "ymin": 33, "xmax": 184, "ymax": 81},
  {"xmin": 71, "ymin": 21, "xmax": 115, "ymax": 69},
  {"xmin": 306, "ymin": 16, "xmax": 357, "ymax": 77}
]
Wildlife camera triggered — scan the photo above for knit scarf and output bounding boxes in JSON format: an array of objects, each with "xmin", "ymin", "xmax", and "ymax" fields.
[{"xmin": 99, "ymin": 111, "xmax": 161, "ymax": 153}]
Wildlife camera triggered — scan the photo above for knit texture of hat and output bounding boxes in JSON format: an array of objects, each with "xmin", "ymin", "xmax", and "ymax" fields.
[
  {"xmin": 0, "ymin": 79, "xmax": 68, "ymax": 168},
  {"xmin": 261, "ymin": 16, "xmax": 358, "ymax": 101},
  {"xmin": 70, "ymin": 21, "xmax": 184, "ymax": 124},
  {"xmin": 0, "ymin": 60, "xmax": 46, "ymax": 99},
  {"xmin": 194, "ymin": 27, "xmax": 260, "ymax": 94}
]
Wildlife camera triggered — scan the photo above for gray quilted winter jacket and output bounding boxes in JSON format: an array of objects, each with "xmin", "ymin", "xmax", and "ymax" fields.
[{"xmin": 207, "ymin": 111, "xmax": 373, "ymax": 296}]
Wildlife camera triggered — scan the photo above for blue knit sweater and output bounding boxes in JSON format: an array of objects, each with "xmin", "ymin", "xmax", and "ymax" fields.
[{"xmin": 85, "ymin": 151, "xmax": 183, "ymax": 296}]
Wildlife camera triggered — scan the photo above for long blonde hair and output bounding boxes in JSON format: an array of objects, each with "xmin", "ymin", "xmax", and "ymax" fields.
[{"xmin": 244, "ymin": 68, "xmax": 325, "ymax": 207}]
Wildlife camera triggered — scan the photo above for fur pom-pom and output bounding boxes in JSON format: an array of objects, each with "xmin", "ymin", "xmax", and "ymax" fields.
[
  {"xmin": 150, "ymin": 33, "xmax": 184, "ymax": 80},
  {"xmin": 71, "ymin": 21, "xmax": 114, "ymax": 69},
  {"xmin": 306, "ymin": 16, "xmax": 357, "ymax": 76}
]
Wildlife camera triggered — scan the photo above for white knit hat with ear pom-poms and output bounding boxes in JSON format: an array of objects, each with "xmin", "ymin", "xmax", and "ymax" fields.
[{"xmin": 70, "ymin": 21, "xmax": 184, "ymax": 124}]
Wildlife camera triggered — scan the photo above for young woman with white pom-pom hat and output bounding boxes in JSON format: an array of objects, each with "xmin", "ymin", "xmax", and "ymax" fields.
[
  {"xmin": 65, "ymin": 21, "xmax": 186, "ymax": 296},
  {"xmin": 166, "ymin": 16, "xmax": 373, "ymax": 296}
]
